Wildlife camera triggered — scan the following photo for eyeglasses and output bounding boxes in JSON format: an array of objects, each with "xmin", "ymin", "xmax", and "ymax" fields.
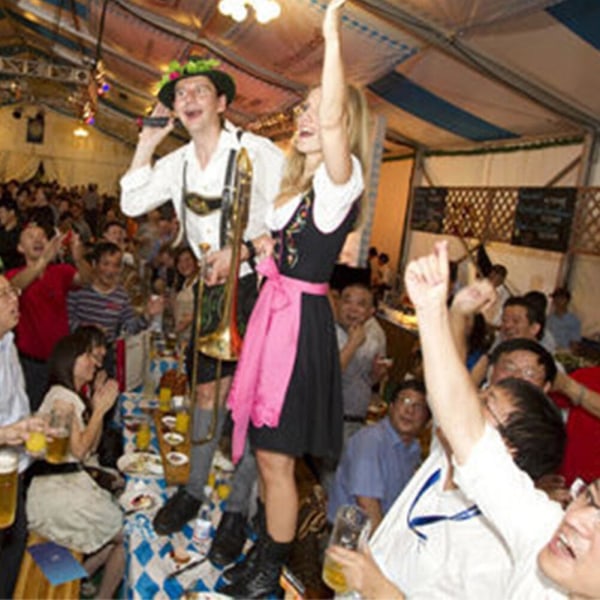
[
  {"xmin": 569, "ymin": 478, "xmax": 600, "ymax": 522},
  {"xmin": 174, "ymin": 83, "xmax": 215, "ymax": 100},
  {"xmin": 479, "ymin": 391, "xmax": 505, "ymax": 430},
  {"xmin": 0, "ymin": 285, "xmax": 21, "ymax": 300},
  {"xmin": 397, "ymin": 396, "xmax": 429, "ymax": 412},
  {"xmin": 496, "ymin": 359, "xmax": 543, "ymax": 382}
]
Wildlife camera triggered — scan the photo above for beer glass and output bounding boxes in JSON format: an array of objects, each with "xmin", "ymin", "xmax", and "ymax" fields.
[
  {"xmin": 0, "ymin": 449, "xmax": 19, "ymax": 529},
  {"xmin": 46, "ymin": 409, "xmax": 71, "ymax": 464},
  {"xmin": 174, "ymin": 408, "xmax": 190, "ymax": 435},
  {"xmin": 322, "ymin": 505, "xmax": 371, "ymax": 595},
  {"xmin": 136, "ymin": 416, "xmax": 151, "ymax": 451},
  {"xmin": 159, "ymin": 387, "xmax": 172, "ymax": 413},
  {"xmin": 25, "ymin": 412, "xmax": 49, "ymax": 458}
]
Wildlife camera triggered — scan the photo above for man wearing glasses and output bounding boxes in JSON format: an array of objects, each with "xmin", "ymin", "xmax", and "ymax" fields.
[
  {"xmin": 0, "ymin": 276, "xmax": 39, "ymax": 597},
  {"xmin": 327, "ymin": 277, "xmax": 566, "ymax": 599},
  {"xmin": 327, "ymin": 379, "xmax": 430, "ymax": 532},
  {"xmin": 120, "ymin": 58, "xmax": 284, "ymax": 535}
]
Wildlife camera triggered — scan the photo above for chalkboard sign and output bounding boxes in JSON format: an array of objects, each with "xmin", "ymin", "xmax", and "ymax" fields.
[
  {"xmin": 512, "ymin": 188, "xmax": 576, "ymax": 252},
  {"xmin": 411, "ymin": 187, "xmax": 447, "ymax": 233}
]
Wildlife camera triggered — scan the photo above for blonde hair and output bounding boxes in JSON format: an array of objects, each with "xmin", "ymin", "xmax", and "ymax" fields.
[{"xmin": 278, "ymin": 84, "xmax": 371, "ymax": 203}]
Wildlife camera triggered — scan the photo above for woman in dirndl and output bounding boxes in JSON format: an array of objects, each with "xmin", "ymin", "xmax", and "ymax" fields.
[{"xmin": 224, "ymin": 1, "xmax": 372, "ymax": 596}]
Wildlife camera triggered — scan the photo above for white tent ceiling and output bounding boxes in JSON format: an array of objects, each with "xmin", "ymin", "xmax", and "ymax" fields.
[{"xmin": 0, "ymin": 0, "xmax": 599, "ymax": 157}]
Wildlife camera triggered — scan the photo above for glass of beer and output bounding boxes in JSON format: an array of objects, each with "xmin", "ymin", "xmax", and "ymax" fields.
[
  {"xmin": 0, "ymin": 449, "xmax": 19, "ymax": 529},
  {"xmin": 159, "ymin": 387, "xmax": 172, "ymax": 413},
  {"xmin": 25, "ymin": 412, "xmax": 48, "ymax": 458},
  {"xmin": 136, "ymin": 416, "xmax": 151, "ymax": 451},
  {"xmin": 322, "ymin": 505, "xmax": 371, "ymax": 595},
  {"xmin": 46, "ymin": 410, "xmax": 71, "ymax": 464},
  {"xmin": 174, "ymin": 408, "xmax": 190, "ymax": 436}
]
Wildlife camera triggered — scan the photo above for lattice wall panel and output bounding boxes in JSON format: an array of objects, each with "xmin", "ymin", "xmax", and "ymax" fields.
[
  {"xmin": 415, "ymin": 187, "xmax": 600, "ymax": 257},
  {"xmin": 571, "ymin": 189, "xmax": 600, "ymax": 255}
]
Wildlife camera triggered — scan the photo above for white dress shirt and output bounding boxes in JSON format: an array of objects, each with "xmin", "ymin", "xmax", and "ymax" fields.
[{"xmin": 120, "ymin": 122, "xmax": 284, "ymax": 276}]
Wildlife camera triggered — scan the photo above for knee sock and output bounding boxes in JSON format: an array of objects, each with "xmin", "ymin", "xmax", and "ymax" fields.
[{"xmin": 185, "ymin": 406, "xmax": 227, "ymax": 500}]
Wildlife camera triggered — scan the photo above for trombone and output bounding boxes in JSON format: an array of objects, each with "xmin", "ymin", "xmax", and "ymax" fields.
[{"xmin": 189, "ymin": 148, "xmax": 253, "ymax": 445}]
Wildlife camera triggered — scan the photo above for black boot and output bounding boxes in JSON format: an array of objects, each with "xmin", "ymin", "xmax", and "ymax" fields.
[
  {"xmin": 218, "ymin": 534, "xmax": 291, "ymax": 599},
  {"xmin": 218, "ymin": 500, "xmax": 266, "ymax": 586},
  {"xmin": 208, "ymin": 511, "xmax": 247, "ymax": 567},
  {"xmin": 152, "ymin": 488, "xmax": 201, "ymax": 535}
]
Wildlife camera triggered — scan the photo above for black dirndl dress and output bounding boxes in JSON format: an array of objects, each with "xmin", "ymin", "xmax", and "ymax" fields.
[{"xmin": 249, "ymin": 190, "xmax": 358, "ymax": 461}]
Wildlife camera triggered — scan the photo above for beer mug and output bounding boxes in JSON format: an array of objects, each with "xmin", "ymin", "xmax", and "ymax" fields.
[
  {"xmin": 322, "ymin": 505, "xmax": 371, "ymax": 595},
  {"xmin": 0, "ymin": 449, "xmax": 19, "ymax": 529},
  {"xmin": 46, "ymin": 409, "xmax": 71, "ymax": 464}
]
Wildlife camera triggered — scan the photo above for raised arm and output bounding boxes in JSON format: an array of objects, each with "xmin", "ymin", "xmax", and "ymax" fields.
[
  {"xmin": 404, "ymin": 242, "xmax": 487, "ymax": 464},
  {"xmin": 320, "ymin": 0, "xmax": 352, "ymax": 185}
]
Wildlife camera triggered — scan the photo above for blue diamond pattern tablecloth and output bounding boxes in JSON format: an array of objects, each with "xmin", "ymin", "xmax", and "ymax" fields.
[{"xmin": 120, "ymin": 392, "xmax": 233, "ymax": 599}]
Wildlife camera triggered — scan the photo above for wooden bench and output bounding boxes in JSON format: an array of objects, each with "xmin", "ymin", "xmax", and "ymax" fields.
[{"xmin": 14, "ymin": 532, "xmax": 82, "ymax": 599}]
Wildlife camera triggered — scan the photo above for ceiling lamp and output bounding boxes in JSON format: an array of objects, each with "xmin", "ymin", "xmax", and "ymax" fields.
[
  {"xmin": 73, "ymin": 126, "xmax": 89, "ymax": 138},
  {"xmin": 218, "ymin": 0, "xmax": 281, "ymax": 24}
]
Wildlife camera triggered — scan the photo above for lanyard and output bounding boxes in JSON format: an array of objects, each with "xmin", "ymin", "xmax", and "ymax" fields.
[{"xmin": 406, "ymin": 468, "xmax": 481, "ymax": 541}]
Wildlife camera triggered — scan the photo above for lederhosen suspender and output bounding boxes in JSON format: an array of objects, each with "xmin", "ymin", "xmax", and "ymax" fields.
[{"xmin": 181, "ymin": 129, "xmax": 244, "ymax": 249}]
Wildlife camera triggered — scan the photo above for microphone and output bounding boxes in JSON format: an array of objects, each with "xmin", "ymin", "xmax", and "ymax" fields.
[{"xmin": 137, "ymin": 116, "xmax": 171, "ymax": 128}]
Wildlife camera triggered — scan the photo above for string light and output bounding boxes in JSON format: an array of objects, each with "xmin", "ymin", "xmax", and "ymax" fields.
[{"xmin": 218, "ymin": 0, "xmax": 281, "ymax": 24}]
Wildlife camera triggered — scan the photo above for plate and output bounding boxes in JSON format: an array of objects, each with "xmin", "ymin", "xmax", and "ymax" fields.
[
  {"xmin": 166, "ymin": 548, "xmax": 203, "ymax": 575},
  {"xmin": 120, "ymin": 489, "xmax": 161, "ymax": 513},
  {"xmin": 161, "ymin": 415, "xmax": 176, "ymax": 430},
  {"xmin": 164, "ymin": 432, "xmax": 184, "ymax": 446},
  {"xmin": 117, "ymin": 452, "xmax": 164, "ymax": 477},
  {"xmin": 166, "ymin": 451, "xmax": 189, "ymax": 467}
]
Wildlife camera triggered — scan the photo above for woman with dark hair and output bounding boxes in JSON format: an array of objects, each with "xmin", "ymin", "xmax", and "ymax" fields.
[
  {"xmin": 173, "ymin": 246, "xmax": 199, "ymax": 344},
  {"xmin": 26, "ymin": 330, "xmax": 124, "ymax": 599}
]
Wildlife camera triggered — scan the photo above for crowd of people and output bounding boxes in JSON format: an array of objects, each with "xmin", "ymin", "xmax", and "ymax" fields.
[{"xmin": 1, "ymin": 1, "xmax": 598, "ymax": 599}]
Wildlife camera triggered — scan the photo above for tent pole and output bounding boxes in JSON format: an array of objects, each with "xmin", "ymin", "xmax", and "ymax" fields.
[
  {"xmin": 397, "ymin": 147, "xmax": 426, "ymax": 283},
  {"xmin": 556, "ymin": 132, "xmax": 598, "ymax": 287}
]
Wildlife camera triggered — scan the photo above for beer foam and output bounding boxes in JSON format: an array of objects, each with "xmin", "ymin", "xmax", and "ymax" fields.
[{"xmin": 0, "ymin": 452, "xmax": 18, "ymax": 474}]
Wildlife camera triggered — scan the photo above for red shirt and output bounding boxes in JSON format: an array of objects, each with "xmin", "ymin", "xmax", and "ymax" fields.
[
  {"xmin": 551, "ymin": 366, "xmax": 600, "ymax": 486},
  {"xmin": 6, "ymin": 263, "xmax": 77, "ymax": 360}
]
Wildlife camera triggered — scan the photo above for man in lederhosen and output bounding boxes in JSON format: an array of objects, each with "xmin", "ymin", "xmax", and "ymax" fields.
[{"xmin": 120, "ymin": 57, "xmax": 284, "ymax": 535}]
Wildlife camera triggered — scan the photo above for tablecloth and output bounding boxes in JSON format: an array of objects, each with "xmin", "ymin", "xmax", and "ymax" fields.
[{"xmin": 120, "ymin": 393, "xmax": 236, "ymax": 599}]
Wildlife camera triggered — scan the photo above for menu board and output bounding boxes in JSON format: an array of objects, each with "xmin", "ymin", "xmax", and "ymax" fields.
[
  {"xmin": 512, "ymin": 187, "xmax": 576, "ymax": 252},
  {"xmin": 411, "ymin": 187, "xmax": 447, "ymax": 233}
]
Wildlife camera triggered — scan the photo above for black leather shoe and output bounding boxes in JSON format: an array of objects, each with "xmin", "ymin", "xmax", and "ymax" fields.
[
  {"xmin": 208, "ymin": 511, "xmax": 247, "ymax": 567},
  {"xmin": 153, "ymin": 488, "xmax": 201, "ymax": 535}
]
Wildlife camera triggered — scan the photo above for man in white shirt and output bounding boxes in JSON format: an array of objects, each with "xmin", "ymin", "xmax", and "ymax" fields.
[
  {"xmin": 404, "ymin": 242, "xmax": 599, "ymax": 599},
  {"xmin": 120, "ymin": 58, "xmax": 284, "ymax": 535},
  {"xmin": 0, "ymin": 274, "xmax": 41, "ymax": 597},
  {"xmin": 326, "ymin": 275, "xmax": 567, "ymax": 599}
]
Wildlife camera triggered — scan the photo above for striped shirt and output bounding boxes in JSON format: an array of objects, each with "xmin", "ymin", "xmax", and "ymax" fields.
[{"xmin": 67, "ymin": 285, "xmax": 147, "ymax": 343}]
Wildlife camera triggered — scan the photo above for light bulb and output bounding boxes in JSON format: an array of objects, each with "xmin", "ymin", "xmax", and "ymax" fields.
[
  {"xmin": 231, "ymin": 3, "xmax": 248, "ymax": 22},
  {"xmin": 255, "ymin": 0, "xmax": 280, "ymax": 23}
]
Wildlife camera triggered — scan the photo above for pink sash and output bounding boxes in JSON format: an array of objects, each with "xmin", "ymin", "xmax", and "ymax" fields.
[{"xmin": 227, "ymin": 256, "xmax": 329, "ymax": 462}]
